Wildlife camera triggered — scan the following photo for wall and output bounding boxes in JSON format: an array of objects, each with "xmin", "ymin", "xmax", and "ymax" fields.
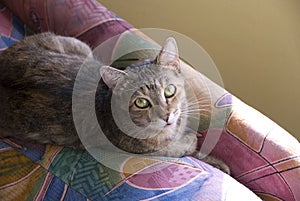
[{"xmin": 100, "ymin": 0, "xmax": 300, "ymax": 140}]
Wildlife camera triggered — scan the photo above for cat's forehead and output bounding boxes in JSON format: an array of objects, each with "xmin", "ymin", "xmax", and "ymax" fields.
[
  {"xmin": 114, "ymin": 63, "xmax": 184, "ymax": 98},
  {"xmin": 126, "ymin": 64, "xmax": 183, "ymax": 84}
]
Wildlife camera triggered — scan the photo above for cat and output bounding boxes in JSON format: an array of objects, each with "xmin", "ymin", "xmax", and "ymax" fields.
[
  {"xmin": 0, "ymin": 32, "xmax": 230, "ymax": 174},
  {"xmin": 0, "ymin": 32, "xmax": 92, "ymax": 147}
]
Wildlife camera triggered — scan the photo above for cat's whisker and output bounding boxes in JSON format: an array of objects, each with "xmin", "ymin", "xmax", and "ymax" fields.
[
  {"xmin": 181, "ymin": 114, "xmax": 209, "ymax": 120},
  {"xmin": 182, "ymin": 116, "xmax": 201, "ymax": 121},
  {"xmin": 180, "ymin": 112, "xmax": 202, "ymax": 116},
  {"xmin": 181, "ymin": 111, "xmax": 210, "ymax": 116},
  {"xmin": 186, "ymin": 97, "xmax": 210, "ymax": 103},
  {"xmin": 181, "ymin": 106, "xmax": 211, "ymax": 112},
  {"xmin": 188, "ymin": 106, "xmax": 211, "ymax": 110},
  {"xmin": 184, "ymin": 98, "xmax": 209, "ymax": 103},
  {"xmin": 181, "ymin": 113, "xmax": 210, "ymax": 117},
  {"xmin": 185, "ymin": 96, "xmax": 208, "ymax": 100},
  {"xmin": 185, "ymin": 103, "xmax": 202, "ymax": 107},
  {"xmin": 187, "ymin": 101, "xmax": 211, "ymax": 106},
  {"xmin": 185, "ymin": 108, "xmax": 211, "ymax": 112},
  {"xmin": 181, "ymin": 111, "xmax": 211, "ymax": 115},
  {"xmin": 185, "ymin": 114, "xmax": 210, "ymax": 119},
  {"xmin": 190, "ymin": 107, "xmax": 211, "ymax": 111},
  {"xmin": 181, "ymin": 104, "xmax": 200, "ymax": 109},
  {"xmin": 182, "ymin": 101, "xmax": 211, "ymax": 108},
  {"xmin": 181, "ymin": 108, "xmax": 201, "ymax": 113}
]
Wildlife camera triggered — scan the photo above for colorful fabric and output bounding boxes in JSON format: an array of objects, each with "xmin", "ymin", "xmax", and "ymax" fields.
[
  {"xmin": 0, "ymin": 3, "xmax": 26, "ymax": 52},
  {"xmin": 198, "ymin": 94, "xmax": 300, "ymax": 200},
  {"xmin": 0, "ymin": 140, "xmax": 261, "ymax": 201},
  {"xmin": 0, "ymin": 0, "xmax": 299, "ymax": 200}
]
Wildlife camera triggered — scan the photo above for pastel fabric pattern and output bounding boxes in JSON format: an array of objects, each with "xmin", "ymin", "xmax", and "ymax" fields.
[
  {"xmin": 0, "ymin": 0, "xmax": 299, "ymax": 200},
  {"xmin": 0, "ymin": 140, "xmax": 261, "ymax": 201},
  {"xmin": 0, "ymin": 3, "xmax": 26, "ymax": 52}
]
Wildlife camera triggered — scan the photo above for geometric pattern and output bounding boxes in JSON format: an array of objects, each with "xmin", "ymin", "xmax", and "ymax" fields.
[
  {"xmin": 0, "ymin": 140, "xmax": 261, "ymax": 200},
  {"xmin": 0, "ymin": 4, "xmax": 27, "ymax": 52},
  {"xmin": 199, "ymin": 95, "xmax": 300, "ymax": 201},
  {"xmin": 0, "ymin": 0, "xmax": 299, "ymax": 200},
  {"xmin": 68, "ymin": 151, "xmax": 115, "ymax": 200}
]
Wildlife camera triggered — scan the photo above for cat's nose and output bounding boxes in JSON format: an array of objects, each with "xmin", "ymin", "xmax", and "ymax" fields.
[{"xmin": 165, "ymin": 112, "xmax": 176, "ymax": 125}]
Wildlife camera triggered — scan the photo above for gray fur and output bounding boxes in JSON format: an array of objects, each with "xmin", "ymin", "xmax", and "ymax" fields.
[{"xmin": 0, "ymin": 33, "xmax": 229, "ymax": 174}]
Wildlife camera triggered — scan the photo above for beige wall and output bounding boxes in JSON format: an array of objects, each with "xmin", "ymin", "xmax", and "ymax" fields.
[{"xmin": 101, "ymin": 0, "xmax": 300, "ymax": 140}]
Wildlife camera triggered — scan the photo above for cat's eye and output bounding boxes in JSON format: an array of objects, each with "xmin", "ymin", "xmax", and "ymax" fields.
[
  {"xmin": 135, "ymin": 98, "xmax": 150, "ymax": 109},
  {"xmin": 164, "ymin": 84, "xmax": 176, "ymax": 98}
]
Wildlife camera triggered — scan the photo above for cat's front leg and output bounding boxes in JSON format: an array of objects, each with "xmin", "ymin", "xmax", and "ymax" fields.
[
  {"xmin": 154, "ymin": 133, "xmax": 197, "ymax": 157},
  {"xmin": 193, "ymin": 151, "xmax": 230, "ymax": 174}
]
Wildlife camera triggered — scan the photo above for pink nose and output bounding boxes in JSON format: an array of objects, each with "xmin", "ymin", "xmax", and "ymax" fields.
[{"xmin": 166, "ymin": 112, "xmax": 177, "ymax": 125}]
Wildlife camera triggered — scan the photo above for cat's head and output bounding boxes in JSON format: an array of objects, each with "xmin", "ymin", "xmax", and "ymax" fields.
[{"xmin": 100, "ymin": 38, "xmax": 188, "ymax": 140}]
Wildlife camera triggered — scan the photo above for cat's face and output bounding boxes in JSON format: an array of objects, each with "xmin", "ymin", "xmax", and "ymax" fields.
[
  {"xmin": 101, "ymin": 37, "xmax": 188, "ymax": 140},
  {"xmin": 127, "ymin": 65, "xmax": 186, "ymax": 135}
]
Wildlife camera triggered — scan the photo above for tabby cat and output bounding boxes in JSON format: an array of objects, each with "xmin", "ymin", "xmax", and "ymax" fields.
[{"xmin": 0, "ymin": 32, "xmax": 229, "ymax": 174}]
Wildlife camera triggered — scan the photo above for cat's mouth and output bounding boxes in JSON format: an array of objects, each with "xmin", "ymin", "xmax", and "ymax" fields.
[
  {"xmin": 163, "ymin": 124, "xmax": 171, "ymax": 129},
  {"xmin": 163, "ymin": 118, "xmax": 180, "ymax": 129},
  {"xmin": 164, "ymin": 113, "xmax": 179, "ymax": 127},
  {"xmin": 154, "ymin": 120, "xmax": 175, "ymax": 130},
  {"xmin": 164, "ymin": 122, "xmax": 175, "ymax": 128}
]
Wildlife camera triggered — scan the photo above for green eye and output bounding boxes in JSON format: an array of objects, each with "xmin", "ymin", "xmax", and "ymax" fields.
[
  {"xmin": 135, "ymin": 98, "xmax": 150, "ymax": 109},
  {"xmin": 164, "ymin": 84, "xmax": 176, "ymax": 98}
]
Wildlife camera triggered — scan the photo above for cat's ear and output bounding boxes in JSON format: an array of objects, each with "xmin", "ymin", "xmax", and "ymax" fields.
[
  {"xmin": 100, "ymin": 66, "xmax": 127, "ymax": 88},
  {"xmin": 156, "ymin": 37, "xmax": 180, "ymax": 72}
]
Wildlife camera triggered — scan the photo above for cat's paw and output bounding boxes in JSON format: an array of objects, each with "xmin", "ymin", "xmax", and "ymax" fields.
[{"xmin": 193, "ymin": 152, "xmax": 230, "ymax": 175}]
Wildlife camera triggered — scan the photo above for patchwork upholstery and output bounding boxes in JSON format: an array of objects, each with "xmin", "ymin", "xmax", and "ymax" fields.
[{"xmin": 0, "ymin": 1, "xmax": 299, "ymax": 200}]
